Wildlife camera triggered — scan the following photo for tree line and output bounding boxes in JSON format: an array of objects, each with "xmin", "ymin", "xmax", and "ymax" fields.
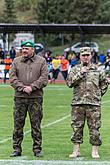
[{"xmin": 1, "ymin": 0, "xmax": 110, "ymax": 24}]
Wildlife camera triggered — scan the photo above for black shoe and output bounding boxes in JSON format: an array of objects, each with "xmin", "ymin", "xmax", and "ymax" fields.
[
  {"xmin": 34, "ymin": 151, "xmax": 43, "ymax": 157},
  {"xmin": 10, "ymin": 151, "xmax": 21, "ymax": 157}
]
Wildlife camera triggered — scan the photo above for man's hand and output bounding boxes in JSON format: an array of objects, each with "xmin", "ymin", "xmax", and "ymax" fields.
[
  {"xmin": 81, "ymin": 66, "xmax": 89, "ymax": 75},
  {"xmin": 23, "ymin": 86, "xmax": 32, "ymax": 94}
]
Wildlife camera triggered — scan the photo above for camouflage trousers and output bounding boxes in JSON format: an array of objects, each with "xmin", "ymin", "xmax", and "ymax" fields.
[
  {"xmin": 13, "ymin": 97, "xmax": 43, "ymax": 153},
  {"xmin": 71, "ymin": 105, "xmax": 102, "ymax": 146}
]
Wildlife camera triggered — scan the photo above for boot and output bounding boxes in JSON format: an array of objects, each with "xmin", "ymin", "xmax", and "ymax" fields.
[
  {"xmin": 92, "ymin": 146, "xmax": 100, "ymax": 159},
  {"xmin": 69, "ymin": 144, "xmax": 80, "ymax": 158}
]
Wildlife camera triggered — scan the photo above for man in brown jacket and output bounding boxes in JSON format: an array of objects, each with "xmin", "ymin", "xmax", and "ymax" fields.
[{"xmin": 9, "ymin": 40, "xmax": 48, "ymax": 157}]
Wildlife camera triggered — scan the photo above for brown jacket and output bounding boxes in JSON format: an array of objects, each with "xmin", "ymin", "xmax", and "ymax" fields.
[{"xmin": 9, "ymin": 54, "xmax": 48, "ymax": 98}]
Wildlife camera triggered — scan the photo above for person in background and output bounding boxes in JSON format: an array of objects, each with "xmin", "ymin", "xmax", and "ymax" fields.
[
  {"xmin": 9, "ymin": 40, "xmax": 48, "ymax": 157},
  {"xmin": 15, "ymin": 49, "xmax": 22, "ymax": 57},
  {"xmin": 0, "ymin": 47, "xmax": 5, "ymax": 64},
  {"xmin": 60, "ymin": 55, "xmax": 69, "ymax": 80},
  {"xmin": 67, "ymin": 53, "xmax": 78, "ymax": 73},
  {"xmin": 48, "ymin": 62, "xmax": 53, "ymax": 83},
  {"xmin": 4, "ymin": 53, "xmax": 12, "ymax": 83},
  {"xmin": 51, "ymin": 55, "xmax": 61, "ymax": 83},
  {"xmin": 98, "ymin": 51, "xmax": 106, "ymax": 65},
  {"xmin": 10, "ymin": 46, "xmax": 16, "ymax": 61},
  {"xmin": 91, "ymin": 49, "xmax": 98, "ymax": 64},
  {"xmin": 34, "ymin": 43, "xmax": 44, "ymax": 57},
  {"xmin": 66, "ymin": 47, "xmax": 108, "ymax": 159},
  {"xmin": 45, "ymin": 50, "xmax": 53, "ymax": 64},
  {"xmin": 70, "ymin": 54, "xmax": 78, "ymax": 68},
  {"xmin": 105, "ymin": 52, "xmax": 110, "ymax": 82}
]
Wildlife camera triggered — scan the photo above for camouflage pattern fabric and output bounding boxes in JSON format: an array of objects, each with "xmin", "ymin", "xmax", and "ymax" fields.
[
  {"xmin": 66, "ymin": 63, "xmax": 108, "ymax": 105},
  {"xmin": 71, "ymin": 105, "xmax": 102, "ymax": 146},
  {"xmin": 66, "ymin": 63, "xmax": 108, "ymax": 146},
  {"xmin": 13, "ymin": 97, "xmax": 43, "ymax": 153}
]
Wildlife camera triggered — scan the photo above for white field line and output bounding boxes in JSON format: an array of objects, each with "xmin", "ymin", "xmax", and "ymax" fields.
[
  {"xmin": 0, "ymin": 114, "xmax": 70, "ymax": 144},
  {"xmin": 0, "ymin": 160, "xmax": 110, "ymax": 165},
  {"xmin": 0, "ymin": 105, "xmax": 7, "ymax": 107},
  {"xmin": 102, "ymin": 100, "xmax": 110, "ymax": 104}
]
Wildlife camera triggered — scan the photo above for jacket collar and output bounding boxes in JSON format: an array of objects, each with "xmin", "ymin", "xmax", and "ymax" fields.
[{"xmin": 21, "ymin": 53, "xmax": 36, "ymax": 62}]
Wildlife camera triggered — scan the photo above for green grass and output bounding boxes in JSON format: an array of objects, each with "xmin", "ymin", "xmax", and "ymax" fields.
[{"xmin": 0, "ymin": 83, "xmax": 110, "ymax": 162}]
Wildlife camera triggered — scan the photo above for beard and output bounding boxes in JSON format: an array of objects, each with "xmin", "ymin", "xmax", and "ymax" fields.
[{"xmin": 22, "ymin": 53, "xmax": 28, "ymax": 57}]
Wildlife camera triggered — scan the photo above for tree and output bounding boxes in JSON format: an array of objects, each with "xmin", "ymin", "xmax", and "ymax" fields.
[
  {"xmin": 33, "ymin": 0, "xmax": 48, "ymax": 23},
  {"xmin": 33, "ymin": 0, "xmax": 102, "ymax": 46},
  {"xmin": 65, "ymin": 0, "xmax": 101, "ymax": 24},
  {"xmin": 3, "ymin": 0, "xmax": 17, "ymax": 23},
  {"xmin": 35, "ymin": 0, "xmax": 101, "ymax": 24},
  {"xmin": 34, "ymin": 0, "xmax": 66, "ymax": 23},
  {"xmin": 99, "ymin": 0, "xmax": 110, "ymax": 23},
  {"xmin": 16, "ymin": 0, "xmax": 31, "ymax": 12},
  {"xmin": 63, "ymin": 0, "xmax": 102, "ymax": 43},
  {"xmin": 33, "ymin": 0, "xmax": 68, "ymax": 46},
  {"xmin": 3, "ymin": 0, "xmax": 17, "ymax": 50}
]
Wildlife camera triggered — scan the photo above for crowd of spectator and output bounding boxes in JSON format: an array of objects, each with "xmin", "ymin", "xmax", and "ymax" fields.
[
  {"xmin": 44, "ymin": 49, "xmax": 110, "ymax": 83},
  {"xmin": 1, "ymin": 45, "xmax": 110, "ymax": 84},
  {"xmin": 0, "ymin": 46, "xmax": 16, "ymax": 83}
]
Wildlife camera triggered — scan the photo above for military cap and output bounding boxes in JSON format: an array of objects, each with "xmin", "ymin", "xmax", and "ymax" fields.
[
  {"xmin": 80, "ymin": 47, "xmax": 91, "ymax": 55},
  {"xmin": 21, "ymin": 40, "xmax": 35, "ymax": 48}
]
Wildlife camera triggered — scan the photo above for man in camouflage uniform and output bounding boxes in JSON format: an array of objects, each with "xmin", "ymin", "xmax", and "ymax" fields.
[
  {"xmin": 66, "ymin": 47, "xmax": 108, "ymax": 158},
  {"xmin": 9, "ymin": 40, "xmax": 48, "ymax": 157}
]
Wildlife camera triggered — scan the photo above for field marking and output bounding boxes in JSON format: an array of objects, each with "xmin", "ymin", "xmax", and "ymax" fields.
[
  {"xmin": 0, "ymin": 160, "xmax": 110, "ymax": 165},
  {"xmin": 102, "ymin": 100, "xmax": 110, "ymax": 104},
  {"xmin": 0, "ymin": 105, "xmax": 7, "ymax": 107},
  {"xmin": 0, "ymin": 114, "xmax": 70, "ymax": 144}
]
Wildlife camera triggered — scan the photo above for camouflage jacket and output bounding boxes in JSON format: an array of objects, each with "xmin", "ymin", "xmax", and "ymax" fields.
[
  {"xmin": 66, "ymin": 63, "xmax": 108, "ymax": 105},
  {"xmin": 9, "ymin": 54, "xmax": 48, "ymax": 98}
]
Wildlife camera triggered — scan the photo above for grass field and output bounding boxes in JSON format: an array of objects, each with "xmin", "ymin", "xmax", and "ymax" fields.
[{"xmin": 0, "ymin": 83, "xmax": 110, "ymax": 165}]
